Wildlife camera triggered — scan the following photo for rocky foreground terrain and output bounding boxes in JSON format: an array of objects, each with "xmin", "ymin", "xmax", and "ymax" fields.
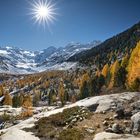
[{"xmin": 0, "ymin": 92, "xmax": 140, "ymax": 140}]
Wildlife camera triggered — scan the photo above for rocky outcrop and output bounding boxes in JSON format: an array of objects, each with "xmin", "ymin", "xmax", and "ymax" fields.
[
  {"xmin": 75, "ymin": 92, "xmax": 140, "ymax": 113},
  {"xmin": 0, "ymin": 128, "xmax": 39, "ymax": 140},
  {"xmin": 131, "ymin": 112, "xmax": 140, "ymax": 133},
  {"xmin": 0, "ymin": 92, "xmax": 140, "ymax": 140},
  {"xmin": 93, "ymin": 132, "xmax": 140, "ymax": 140}
]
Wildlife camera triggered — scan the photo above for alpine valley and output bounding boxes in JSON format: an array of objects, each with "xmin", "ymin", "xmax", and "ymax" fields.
[{"xmin": 0, "ymin": 21, "xmax": 140, "ymax": 140}]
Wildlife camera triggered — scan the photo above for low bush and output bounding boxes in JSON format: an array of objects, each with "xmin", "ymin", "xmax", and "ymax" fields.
[
  {"xmin": 58, "ymin": 128, "xmax": 84, "ymax": 140},
  {"xmin": 0, "ymin": 113, "xmax": 11, "ymax": 122}
]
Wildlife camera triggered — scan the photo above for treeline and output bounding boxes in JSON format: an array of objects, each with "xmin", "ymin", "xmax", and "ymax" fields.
[
  {"xmin": 0, "ymin": 41, "xmax": 140, "ymax": 109},
  {"xmin": 79, "ymin": 41, "xmax": 140, "ymax": 99}
]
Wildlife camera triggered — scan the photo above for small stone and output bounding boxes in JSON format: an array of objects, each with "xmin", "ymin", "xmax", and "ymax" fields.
[
  {"xmin": 112, "ymin": 123, "xmax": 121, "ymax": 133},
  {"xmin": 96, "ymin": 124, "xmax": 100, "ymax": 128},
  {"xmin": 125, "ymin": 110, "xmax": 132, "ymax": 118},
  {"xmin": 71, "ymin": 118, "xmax": 77, "ymax": 123},
  {"xmin": 105, "ymin": 117, "xmax": 110, "ymax": 121},
  {"xmin": 123, "ymin": 120, "xmax": 129, "ymax": 125},
  {"xmin": 125, "ymin": 127, "xmax": 132, "ymax": 133},
  {"xmin": 85, "ymin": 128, "xmax": 95, "ymax": 134},
  {"xmin": 82, "ymin": 110, "xmax": 85, "ymax": 113},
  {"xmin": 83, "ymin": 117, "xmax": 85, "ymax": 120},
  {"xmin": 79, "ymin": 117, "xmax": 83, "ymax": 121},
  {"xmin": 109, "ymin": 117, "xmax": 113, "ymax": 121},
  {"xmin": 105, "ymin": 127, "xmax": 113, "ymax": 133},
  {"xmin": 115, "ymin": 106, "xmax": 125, "ymax": 119},
  {"xmin": 102, "ymin": 111, "xmax": 106, "ymax": 114},
  {"xmin": 103, "ymin": 121, "xmax": 108, "ymax": 126},
  {"xmin": 85, "ymin": 113, "xmax": 88, "ymax": 116},
  {"xmin": 113, "ymin": 114, "xmax": 118, "ymax": 119},
  {"xmin": 76, "ymin": 115, "xmax": 80, "ymax": 119}
]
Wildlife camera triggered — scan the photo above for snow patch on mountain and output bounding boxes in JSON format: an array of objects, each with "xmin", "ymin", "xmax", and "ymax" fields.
[{"xmin": 0, "ymin": 41, "xmax": 101, "ymax": 74}]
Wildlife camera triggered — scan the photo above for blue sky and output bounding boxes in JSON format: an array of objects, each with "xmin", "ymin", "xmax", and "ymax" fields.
[{"xmin": 0, "ymin": 0, "xmax": 140, "ymax": 51}]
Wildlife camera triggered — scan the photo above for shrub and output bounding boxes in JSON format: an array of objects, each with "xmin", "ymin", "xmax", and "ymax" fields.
[
  {"xmin": 0, "ymin": 112, "xmax": 11, "ymax": 122},
  {"xmin": 58, "ymin": 128, "xmax": 84, "ymax": 140}
]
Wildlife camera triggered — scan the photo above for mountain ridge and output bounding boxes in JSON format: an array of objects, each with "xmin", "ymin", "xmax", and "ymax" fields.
[
  {"xmin": 68, "ymin": 21, "xmax": 140, "ymax": 69},
  {"xmin": 0, "ymin": 40, "xmax": 101, "ymax": 74}
]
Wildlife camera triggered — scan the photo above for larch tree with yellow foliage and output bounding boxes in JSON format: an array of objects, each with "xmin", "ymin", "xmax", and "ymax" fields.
[
  {"xmin": 102, "ymin": 64, "xmax": 109, "ymax": 78},
  {"xmin": 109, "ymin": 60, "xmax": 120, "ymax": 88},
  {"xmin": 0, "ymin": 85, "xmax": 4, "ymax": 96},
  {"xmin": 58, "ymin": 80, "xmax": 65, "ymax": 106},
  {"xmin": 127, "ymin": 41, "xmax": 140, "ymax": 89},
  {"xmin": 3, "ymin": 92, "xmax": 12, "ymax": 106},
  {"xmin": 22, "ymin": 95, "xmax": 33, "ymax": 117}
]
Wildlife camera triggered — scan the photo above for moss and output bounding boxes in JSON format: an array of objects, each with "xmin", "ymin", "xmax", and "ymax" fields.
[
  {"xmin": 36, "ymin": 123, "xmax": 56, "ymax": 138},
  {"xmin": 36, "ymin": 106, "xmax": 80, "ymax": 128},
  {"xmin": 0, "ymin": 113, "xmax": 11, "ymax": 122},
  {"xmin": 58, "ymin": 128, "xmax": 84, "ymax": 140}
]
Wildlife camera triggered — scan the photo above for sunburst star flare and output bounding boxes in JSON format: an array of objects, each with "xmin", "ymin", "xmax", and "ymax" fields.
[{"xmin": 29, "ymin": 0, "xmax": 58, "ymax": 28}]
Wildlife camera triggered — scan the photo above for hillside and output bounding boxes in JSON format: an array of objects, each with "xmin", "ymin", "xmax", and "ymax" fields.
[{"xmin": 68, "ymin": 21, "xmax": 140, "ymax": 69}]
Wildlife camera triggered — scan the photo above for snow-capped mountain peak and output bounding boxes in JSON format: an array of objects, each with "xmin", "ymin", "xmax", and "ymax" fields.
[{"xmin": 0, "ymin": 41, "xmax": 101, "ymax": 74}]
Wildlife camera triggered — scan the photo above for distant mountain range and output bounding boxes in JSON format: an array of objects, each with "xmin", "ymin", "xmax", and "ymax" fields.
[{"xmin": 0, "ymin": 41, "xmax": 101, "ymax": 74}]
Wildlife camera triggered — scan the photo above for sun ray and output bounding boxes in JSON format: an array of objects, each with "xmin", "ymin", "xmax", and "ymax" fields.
[{"xmin": 29, "ymin": 0, "xmax": 57, "ymax": 28}]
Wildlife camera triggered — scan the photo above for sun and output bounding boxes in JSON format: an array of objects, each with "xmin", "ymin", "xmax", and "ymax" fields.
[
  {"xmin": 29, "ymin": 0, "xmax": 57, "ymax": 28},
  {"xmin": 38, "ymin": 6, "xmax": 49, "ymax": 17}
]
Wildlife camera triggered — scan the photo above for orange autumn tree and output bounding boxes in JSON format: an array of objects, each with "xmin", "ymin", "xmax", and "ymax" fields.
[
  {"xmin": 22, "ymin": 95, "xmax": 33, "ymax": 117},
  {"xmin": 79, "ymin": 72, "xmax": 90, "ymax": 89},
  {"xmin": 102, "ymin": 64, "xmax": 109, "ymax": 78},
  {"xmin": 127, "ymin": 41, "xmax": 140, "ymax": 89},
  {"xmin": 3, "ymin": 92, "xmax": 12, "ymax": 106},
  {"xmin": 109, "ymin": 60, "xmax": 120, "ymax": 88},
  {"xmin": 58, "ymin": 80, "xmax": 65, "ymax": 106},
  {"xmin": 0, "ymin": 85, "xmax": 4, "ymax": 96}
]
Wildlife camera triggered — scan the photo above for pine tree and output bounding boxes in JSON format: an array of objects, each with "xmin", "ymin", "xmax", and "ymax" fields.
[
  {"xmin": 121, "ymin": 55, "xmax": 129, "ymax": 68},
  {"xmin": 48, "ymin": 89, "xmax": 56, "ymax": 105},
  {"xmin": 98, "ymin": 74, "xmax": 105, "ymax": 90},
  {"xmin": 71, "ymin": 95, "xmax": 76, "ymax": 103},
  {"xmin": 89, "ymin": 74, "xmax": 105, "ymax": 96},
  {"xmin": 12, "ymin": 94, "xmax": 20, "ymax": 108},
  {"xmin": 19, "ymin": 93, "xmax": 24, "ymax": 107},
  {"xmin": 114, "ymin": 54, "xmax": 129, "ymax": 88},
  {"xmin": 116, "ymin": 66, "xmax": 127, "ymax": 87},
  {"xmin": 52, "ymin": 94, "xmax": 57, "ymax": 104},
  {"xmin": 33, "ymin": 91, "xmax": 41, "ymax": 107},
  {"xmin": 80, "ymin": 81, "xmax": 89, "ymax": 99}
]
